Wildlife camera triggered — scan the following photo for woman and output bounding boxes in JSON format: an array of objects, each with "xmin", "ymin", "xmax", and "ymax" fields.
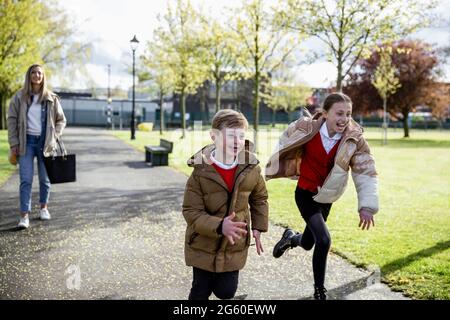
[
  {"xmin": 7, "ymin": 64, "xmax": 66, "ymax": 229},
  {"xmin": 265, "ymin": 93, "xmax": 378, "ymax": 300}
]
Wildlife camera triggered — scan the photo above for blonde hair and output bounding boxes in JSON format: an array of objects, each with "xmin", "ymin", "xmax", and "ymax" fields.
[
  {"xmin": 211, "ymin": 109, "xmax": 249, "ymax": 130},
  {"xmin": 21, "ymin": 64, "xmax": 52, "ymax": 105}
]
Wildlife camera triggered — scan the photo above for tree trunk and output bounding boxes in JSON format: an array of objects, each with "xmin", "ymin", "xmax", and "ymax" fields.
[
  {"xmin": 336, "ymin": 59, "xmax": 343, "ymax": 92},
  {"xmin": 202, "ymin": 93, "xmax": 209, "ymax": 124},
  {"xmin": 181, "ymin": 90, "xmax": 186, "ymax": 139},
  {"xmin": 0, "ymin": 93, "xmax": 7, "ymax": 130},
  {"xmin": 272, "ymin": 108, "xmax": 276, "ymax": 128},
  {"xmin": 215, "ymin": 81, "xmax": 221, "ymax": 113},
  {"xmin": 382, "ymin": 97, "xmax": 387, "ymax": 145},
  {"xmin": 205, "ymin": 99, "xmax": 210, "ymax": 123},
  {"xmin": 402, "ymin": 110, "xmax": 410, "ymax": 138},
  {"xmin": 0, "ymin": 93, "xmax": 4, "ymax": 130},
  {"xmin": 159, "ymin": 92, "xmax": 164, "ymax": 135},
  {"xmin": 253, "ymin": 71, "xmax": 260, "ymax": 151}
]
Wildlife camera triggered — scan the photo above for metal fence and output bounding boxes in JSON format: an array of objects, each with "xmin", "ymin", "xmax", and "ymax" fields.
[{"xmin": 60, "ymin": 97, "xmax": 159, "ymax": 128}]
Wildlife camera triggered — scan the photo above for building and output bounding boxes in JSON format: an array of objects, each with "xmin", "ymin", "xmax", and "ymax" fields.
[
  {"xmin": 54, "ymin": 89, "xmax": 158, "ymax": 128},
  {"xmin": 167, "ymin": 77, "xmax": 316, "ymax": 128}
]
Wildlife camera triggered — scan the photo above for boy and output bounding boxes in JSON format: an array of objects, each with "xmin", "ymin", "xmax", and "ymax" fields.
[{"xmin": 182, "ymin": 109, "xmax": 269, "ymax": 300}]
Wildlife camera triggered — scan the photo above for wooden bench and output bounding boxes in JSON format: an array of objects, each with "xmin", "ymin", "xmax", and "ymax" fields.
[{"xmin": 145, "ymin": 139, "xmax": 173, "ymax": 166}]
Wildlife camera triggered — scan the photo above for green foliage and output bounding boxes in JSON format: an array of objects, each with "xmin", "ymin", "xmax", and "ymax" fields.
[
  {"xmin": 141, "ymin": 41, "xmax": 175, "ymax": 98},
  {"xmin": 39, "ymin": 0, "xmax": 92, "ymax": 86},
  {"xmin": 372, "ymin": 46, "xmax": 401, "ymax": 100},
  {"xmin": 279, "ymin": 0, "xmax": 438, "ymax": 90},
  {"xmin": 201, "ymin": 20, "xmax": 242, "ymax": 112},
  {"xmin": 263, "ymin": 69, "xmax": 312, "ymax": 112},
  {"xmin": 233, "ymin": 0, "xmax": 302, "ymax": 149},
  {"xmin": 0, "ymin": 0, "xmax": 46, "ymax": 95},
  {"xmin": 0, "ymin": 130, "xmax": 17, "ymax": 186},
  {"xmin": 0, "ymin": 0, "xmax": 91, "ymax": 129},
  {"xmin": 155, "ymin": 0, "xmax": 209, "ymax": 96},
  {"xmin": 153, "ymin": 0, "xmax": 210, "ymax": 137}
]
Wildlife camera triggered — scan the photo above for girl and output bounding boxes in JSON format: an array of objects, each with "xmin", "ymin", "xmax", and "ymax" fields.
[
  {"xmin": 265, "ymin": 93, "xmax": 378, "ymax": 300},
  {"xmin": 7, "ymin": 64, "xmax": 66, "ymax": 229}
]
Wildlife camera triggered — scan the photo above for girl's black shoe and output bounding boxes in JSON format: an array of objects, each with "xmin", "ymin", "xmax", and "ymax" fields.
[
  {"xmin": 272, "ymin": 228, "xmax": 296, "ymax": 258},
  {"xmin": 314, "ymin": 286, "xmax": 327, "ymax": 300}
]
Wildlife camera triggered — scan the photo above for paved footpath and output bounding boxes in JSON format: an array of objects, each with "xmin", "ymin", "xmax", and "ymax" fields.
[{"xmin": 0, "ymin": 128, "xmax": 408, "ymax": 300}]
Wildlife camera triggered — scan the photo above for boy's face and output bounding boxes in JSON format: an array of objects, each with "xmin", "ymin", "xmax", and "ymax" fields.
[{"xmin": 211, "ymin": 127, "xmax": 246, "ymax": 158}]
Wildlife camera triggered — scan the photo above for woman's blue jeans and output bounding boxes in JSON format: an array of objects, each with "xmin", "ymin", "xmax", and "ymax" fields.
[{"xmin": 18, "ymin": 134, "xmax": 51, "ymax": 213}]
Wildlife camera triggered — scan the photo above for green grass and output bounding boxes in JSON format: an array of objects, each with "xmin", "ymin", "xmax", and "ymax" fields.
[
  {"xmin": 0, "ymin": 130, "xmax": 17, "ymax": 186},
  {"xmin": 112, "ymin": 126, "xmax": 450, "ymax": 300}
]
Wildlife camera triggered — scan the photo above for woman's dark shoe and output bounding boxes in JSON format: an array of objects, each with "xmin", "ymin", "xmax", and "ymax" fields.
[
  {"xmin": 273, "ymin": 228, "xmax": 296, "ymax": 258},
  {"xmin": 313, "ymin": 285, "xmax": 327, "ymax": 300}
]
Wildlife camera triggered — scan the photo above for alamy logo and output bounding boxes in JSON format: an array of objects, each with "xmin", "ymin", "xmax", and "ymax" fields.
[
  {"xmin": 65, "ymin": 264, "xmax": 81, "ymax": 290},
  {"xmin": 366, "ymin": 265, "xmax": 381, "ymax": 287}
]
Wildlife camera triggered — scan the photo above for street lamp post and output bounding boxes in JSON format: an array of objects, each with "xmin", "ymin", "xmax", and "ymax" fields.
[{"xmin": 130, "ymin": 35, "xmax": 139, "ymax": 140}]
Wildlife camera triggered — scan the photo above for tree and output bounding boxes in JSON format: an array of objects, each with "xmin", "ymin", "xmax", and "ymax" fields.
[
  {"xmin": 262, "ymin": 69, "xmax": 312, "ymax": 127},
  {"xmin": 0, "ymin": 0, "xmax": 46, "ymax": 129},
  {"xmin": 233, "ymin": 0, "xmax": 300, "ymax": 150},
  {"xmin": 0, "ymin": 0, "xmax": 91, "ymax": 130},
  {"xmin": 141, "ymin": 41, "xmax": 175, "ymax": 135},
  {"xmin": 371, "ymin": 45, "xmax": 401, "ymax": 145},
  {"xmin": 197, "ymin": 82, "xmax": 211, "ymax": 123},
  {"xmin": 202, "ymin": 20, "xmax": 241, "ymax": 113},
  {"xmin": 39, "ymin": 0, "xmax": 92, "ymax": 82},
  {"xmin": 155, "ymin": 0, "xmax": 210, "ymax": 138},
  {"xmin": 344, "ymin": 40, "xmax": 440, "ymax": 138},
  {"xmin": 423, "ymin": 82, "xmax": 450, "ymax": 130},
  {"xmin": 279, "ymin": 0, "xmax": 437, "ymax": 91}
]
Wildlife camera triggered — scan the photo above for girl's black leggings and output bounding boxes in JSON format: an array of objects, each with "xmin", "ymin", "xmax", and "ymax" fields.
[{"xmin": 293, "ymin": 187, "xmax": 332, "ymax": 288}]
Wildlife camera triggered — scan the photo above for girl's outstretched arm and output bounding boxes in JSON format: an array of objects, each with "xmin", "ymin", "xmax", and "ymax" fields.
[{"xmin": 350, "ymin": 138, "xmax": 379, "ymax": 230}]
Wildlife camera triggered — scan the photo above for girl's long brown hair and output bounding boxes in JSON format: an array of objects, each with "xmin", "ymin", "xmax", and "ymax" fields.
[{"xmin": 322, "ymin": 92, "xmax": 352, "ymax": 112}]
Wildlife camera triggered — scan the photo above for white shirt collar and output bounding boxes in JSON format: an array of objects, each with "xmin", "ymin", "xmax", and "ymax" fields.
[
  {"xmin": 320, "ymin": 122, "xmax": 342, "ymax": 141},
  {"xmin": 210, "ymin": 150, "xmax": 238, "ymax": 170}
]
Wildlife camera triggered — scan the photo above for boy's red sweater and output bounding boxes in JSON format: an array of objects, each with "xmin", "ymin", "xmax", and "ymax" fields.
[{"xmin": 212, "ymin": 163, "xmax": 237, "ymax": 192}]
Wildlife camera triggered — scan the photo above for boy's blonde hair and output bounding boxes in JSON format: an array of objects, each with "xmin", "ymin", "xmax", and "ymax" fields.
[{"xmin": 211, "ymin": 109, "xmax": 249, "ymax": 130}]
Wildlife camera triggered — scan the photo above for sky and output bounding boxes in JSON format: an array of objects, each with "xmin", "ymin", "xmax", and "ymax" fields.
[{"xmin": 53, "ymin": 0, "xmax": 450, "ymax": 91}]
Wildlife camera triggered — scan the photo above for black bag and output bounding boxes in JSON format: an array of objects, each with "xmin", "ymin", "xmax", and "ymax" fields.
[{"xmin": 43, "ymin": 139, "xmax": 76, "ymax": 184}]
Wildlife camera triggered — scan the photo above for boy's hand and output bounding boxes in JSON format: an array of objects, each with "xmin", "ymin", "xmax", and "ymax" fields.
[
  {"xmin": 252, "ymin": 230, "xmax": 264, "ymax": 255},
  {"xmin": 222, "ymin": 212, "xmax": 247, "ymax": 245},
  {"xmin": 359, "ymin": 209, "xmax": 375, "ymax": 230}
]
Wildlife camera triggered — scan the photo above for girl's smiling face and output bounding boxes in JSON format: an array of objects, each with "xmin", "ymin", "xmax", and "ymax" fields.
[
  {"xmin": 30, "ymin": 66, "xmax": 44, "ymax": 87},
  {"xmin": 324, "ymin": 102, "xmax": 352, "ymax": 137}
]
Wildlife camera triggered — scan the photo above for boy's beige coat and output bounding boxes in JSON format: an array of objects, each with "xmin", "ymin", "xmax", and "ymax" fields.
[{"xmin": 182, "ymin": 142, "xmax": 268, "ymax": 273}]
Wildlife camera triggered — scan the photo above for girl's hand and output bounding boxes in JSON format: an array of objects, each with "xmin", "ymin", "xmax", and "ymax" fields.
[
  {"xmin": 252, "ymin": 230, "xmax": 264, "ymax": 255},
  {"xmin": 359, "ymin": 209, "xmax": 375, "ymax": 230},
  {"xmin": 222, "ymin": 212, "xmax": 247, "ymax": 245},
  {"xmin": 11, "ymin": 146, "xmax": 19, "ymax": 155}
]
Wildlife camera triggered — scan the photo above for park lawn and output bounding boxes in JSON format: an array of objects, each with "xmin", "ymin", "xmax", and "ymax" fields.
[
  {"xmin": 113, "ymin": 127, "xmax": 450, "ymax": 300},
  {"xmin": 0, "ymin": 130, "xmax": 17, "ymax": 186}
]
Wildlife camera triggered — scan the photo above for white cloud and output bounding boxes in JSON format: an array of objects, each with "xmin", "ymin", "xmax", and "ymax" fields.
[{"xmin": 295, "ymin": 61, "xmax": 337, "ymax": 88}]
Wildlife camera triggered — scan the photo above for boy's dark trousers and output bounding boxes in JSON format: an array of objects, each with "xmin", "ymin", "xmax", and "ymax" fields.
[{"xmin": 188, "ymin": 267, "xmax": 239, "ymax": 300}]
